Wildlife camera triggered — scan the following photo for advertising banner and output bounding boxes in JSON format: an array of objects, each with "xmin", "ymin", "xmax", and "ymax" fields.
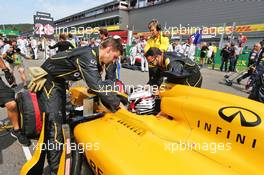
[{"xmin": 33, "ymin": 11, "xmax": 55, "ymax": 38}]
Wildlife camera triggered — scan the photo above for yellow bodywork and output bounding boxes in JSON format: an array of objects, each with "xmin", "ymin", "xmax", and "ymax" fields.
[
  {"xmin": 74, "ymin": 85, "xmax": 264, "ymax": 175},
  {"xmin": 20, "ymin": 115, "xmax": 46, "ymax": 175},
  {"xmin": 69, "ymin": 86, "xmax": 96, "ymax": 106},
  {"xmin": 20, "ymin": 116, "xmax": 71, "ymax": 175}
]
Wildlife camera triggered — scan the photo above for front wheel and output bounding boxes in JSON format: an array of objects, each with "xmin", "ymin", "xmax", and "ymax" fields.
[{"xmin": 71, "ymin": 146, "xmax": 94, "ymax": 175}]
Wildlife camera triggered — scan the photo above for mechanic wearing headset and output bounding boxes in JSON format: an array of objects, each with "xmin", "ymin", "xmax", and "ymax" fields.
[{"xmin": 144, "ymin": 19, "xmax": 170, "ymax": 86}]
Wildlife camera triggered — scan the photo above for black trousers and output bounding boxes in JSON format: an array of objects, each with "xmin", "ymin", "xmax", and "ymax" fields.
[
  {"xmin": 238, "ymin": 72, "xmax": 252, "ymax": 81},
  {"xmin": 238, "ymin": 66, "xmax": 254, "ymax": 81},
  {"xmin": 0, "ymin": 78, "xmax": 15, "ymax": 107},
  {"xmin": 229, "ymin": 57, "xmax": 236, "ymax": 72},
  {"xmin": 37, "ymin": 79, "xmax": 66, "ymax": 174},
  {"xmin": 220, "ymin": 58, "xmax": 228, "ymax": 72},
  {"xmin": 249, "ymin": 85, "xmax": 264, "ymax": 103}
]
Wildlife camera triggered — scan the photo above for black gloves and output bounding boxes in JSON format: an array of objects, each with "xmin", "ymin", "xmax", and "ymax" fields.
[{"xmin": 3, "ymin": 68, "xmax": 15, "ymax": 85}]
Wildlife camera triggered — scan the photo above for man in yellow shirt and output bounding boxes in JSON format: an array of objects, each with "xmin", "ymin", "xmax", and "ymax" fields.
[
  {"xmin": 144, "ymin": 19, "xmax": 169, "ymax": 85},
  {"xmin": 144, "ymin": 19, "xmax": 169, "ymax": 53}
]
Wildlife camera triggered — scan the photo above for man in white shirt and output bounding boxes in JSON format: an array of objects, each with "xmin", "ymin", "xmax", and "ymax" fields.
[
  {"xmin": 30, "ymin": 37, "xmax": 38, "ymax": 60},
  {"xmin": 137, "ymin": 36, "xmax": 147, "ymax": 54},
  {"xmin": 0, "ymin": 38, "xmax": 11, "ymax": 68},
  {"xmin": 0, "ymin": 40, "xmax": 10, "ymax": 54},
  {"xmin": 168, "ymin": 40, "xmax": 183, "ymax": 53},
  {"xmin": 234, "ymin": 44, "xmax": 242, "ymax": 71},
  {"xmin": 130, "ymin": 41, "xmax": 138, "ymax": 66},
  {"xmin": 182, "ymin": 40, "xmax": 196, "ymax": 61},
  {"xmin": 130, "ymin": 41, "xmax": 148, "ymax": 72},
  {"xmin": 17, "ymin": 37, "xmax": 28, "ymax": 56},
  {"xmin": 136, "ymin": 37, "xmax": 148, "ymax": 71},
  {"xmin": 207, "ymin": 43, "xmax": 214, "ymax": 60},
  {"xmin": 49, "ymin": 39, "xmax": 57, "ymax": 57}
]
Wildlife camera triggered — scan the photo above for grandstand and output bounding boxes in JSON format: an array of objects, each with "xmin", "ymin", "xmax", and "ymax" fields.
[{"xmin": 54, "ymin": 0, "xmax": 264, "ymax": 46}]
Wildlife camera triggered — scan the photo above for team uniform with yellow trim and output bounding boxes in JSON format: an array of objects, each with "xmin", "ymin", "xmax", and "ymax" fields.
[
  {"xmin": 144, "ymin": 33, "xmax": 170, "ymax": 87},
  {"xmin": 144, "ymin": 33, "xmax": 169, "ymax": 53},
  {"xmin": 249, "ymin": 57, "xmax": 264, "ymax": 102},
  {"xmin": 148, "ymin": 52, "xmax": 202, "ymax": 87},
  {"xmin": 28, "ymin": 46, "xmax": 121, "ymax": 175}
]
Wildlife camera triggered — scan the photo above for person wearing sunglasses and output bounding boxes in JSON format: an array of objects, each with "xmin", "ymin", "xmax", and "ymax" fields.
[{"xmin": 145, "ymin": 47, "xmax": 202, "ymax": 88}]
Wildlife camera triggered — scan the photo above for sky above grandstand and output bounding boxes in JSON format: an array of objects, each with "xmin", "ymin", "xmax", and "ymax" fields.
[{"xmin": 0, "ymin": 0, "xmax": 113, "ymax": 24}]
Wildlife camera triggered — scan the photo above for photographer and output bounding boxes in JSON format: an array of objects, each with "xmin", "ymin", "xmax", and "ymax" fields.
[
  {"xmin": 3, "ymin": 40, "xmax": 28, "ymax": 88},
  {"xmin": 0, "ymin": 37, "xmax": 30, "ymax": 146}
]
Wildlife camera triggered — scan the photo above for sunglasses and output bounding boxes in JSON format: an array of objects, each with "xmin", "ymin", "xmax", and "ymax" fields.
[{"xmin": 148, "ymin": 56, "xmax": 158, "ymax": 65}]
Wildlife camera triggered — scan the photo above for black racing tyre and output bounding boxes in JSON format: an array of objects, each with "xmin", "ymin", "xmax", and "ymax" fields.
[
  {"xmin": 80, "ymin": 157, "xmax": 94, "ymax": 175},
  {"xmin": 71, "ymin": 143, "xmax": 94, "ymax": 175}
]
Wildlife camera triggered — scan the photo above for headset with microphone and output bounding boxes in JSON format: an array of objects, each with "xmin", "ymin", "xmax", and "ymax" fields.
[{"xmin": 149, "ymin": 19, "xmax": 162, "ymax": 31}]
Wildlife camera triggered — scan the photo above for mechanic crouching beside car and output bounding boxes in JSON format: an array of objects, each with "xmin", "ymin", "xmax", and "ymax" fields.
[{"xmin": 144, "ymin": 47, "xmax": 202, "ymax": 89}]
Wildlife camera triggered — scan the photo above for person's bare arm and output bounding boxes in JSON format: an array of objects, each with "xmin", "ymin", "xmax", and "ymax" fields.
[
  {"xmin": 0, "ymin": 56, "xmax": 15, "ymax": 85},
  {"xmin": 0, "ymin": 57, "xmax": 7, "ymax": 69}
]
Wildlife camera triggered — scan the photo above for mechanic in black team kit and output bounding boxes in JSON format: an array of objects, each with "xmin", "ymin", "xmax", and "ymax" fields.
[{"xmin": 28, "ymin": 37, "xmax": 124, "ymax": 174}]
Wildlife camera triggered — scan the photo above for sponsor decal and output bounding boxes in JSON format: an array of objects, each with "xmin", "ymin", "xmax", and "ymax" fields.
[
  {"xmin": 197, "ymin": 120, "xmax": 257, "ymax": 149},
  {"xmin": 196, "ymin": 106, "xmax": 261, "ymax": 149},
  {"xmin": 73, "ymin": 72, "xmax": 81, "ymax": 78},
  {"xmin": 33, "ymin": 11, "xmax": 55, "ymax": 38},
  {"xmin": 90, "ymin": 59, "xmax": 97, "ymax": 65},
  {"xmin": 218, "ymin": 106, "xmax": 261, "ymax": 127}
]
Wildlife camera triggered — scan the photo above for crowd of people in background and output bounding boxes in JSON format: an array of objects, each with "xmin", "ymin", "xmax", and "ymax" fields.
[
  {"xmin": 1, "ymin": 28, "xmax": 264, "ymax": 101},
  {"xmin": 0, "ymin": 33, "xmax": 107, "ymax": 61},
  {"xmin": 127, "ymin": 33, "xmax": 248, "ymax": 73},
  {"xmin": 126, "ymin": 24, "xmax": 264, "ymax": 103},
  {"xmin": 1, "ymin": 30, "xmax": 261, "ymax": 75}
]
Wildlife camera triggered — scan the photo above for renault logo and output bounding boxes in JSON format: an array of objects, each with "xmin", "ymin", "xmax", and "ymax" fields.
[
  {"xmin": 73, "ymin": 72, "xmax": 81, "ymax": 78},
  {"xmin": 218, "ymin": 106, "xmax": 261, "ymax": 127}
]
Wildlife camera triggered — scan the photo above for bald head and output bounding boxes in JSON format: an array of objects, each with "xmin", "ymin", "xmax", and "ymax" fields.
[{"xmin": 254, "ymin": 43, "xmax": 261, "ymax": 52}]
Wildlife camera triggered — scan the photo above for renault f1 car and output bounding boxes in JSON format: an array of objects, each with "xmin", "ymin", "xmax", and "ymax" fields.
[{"xmin": 20, "ymin": 85, "xmax": 264, "ymax": 175}]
